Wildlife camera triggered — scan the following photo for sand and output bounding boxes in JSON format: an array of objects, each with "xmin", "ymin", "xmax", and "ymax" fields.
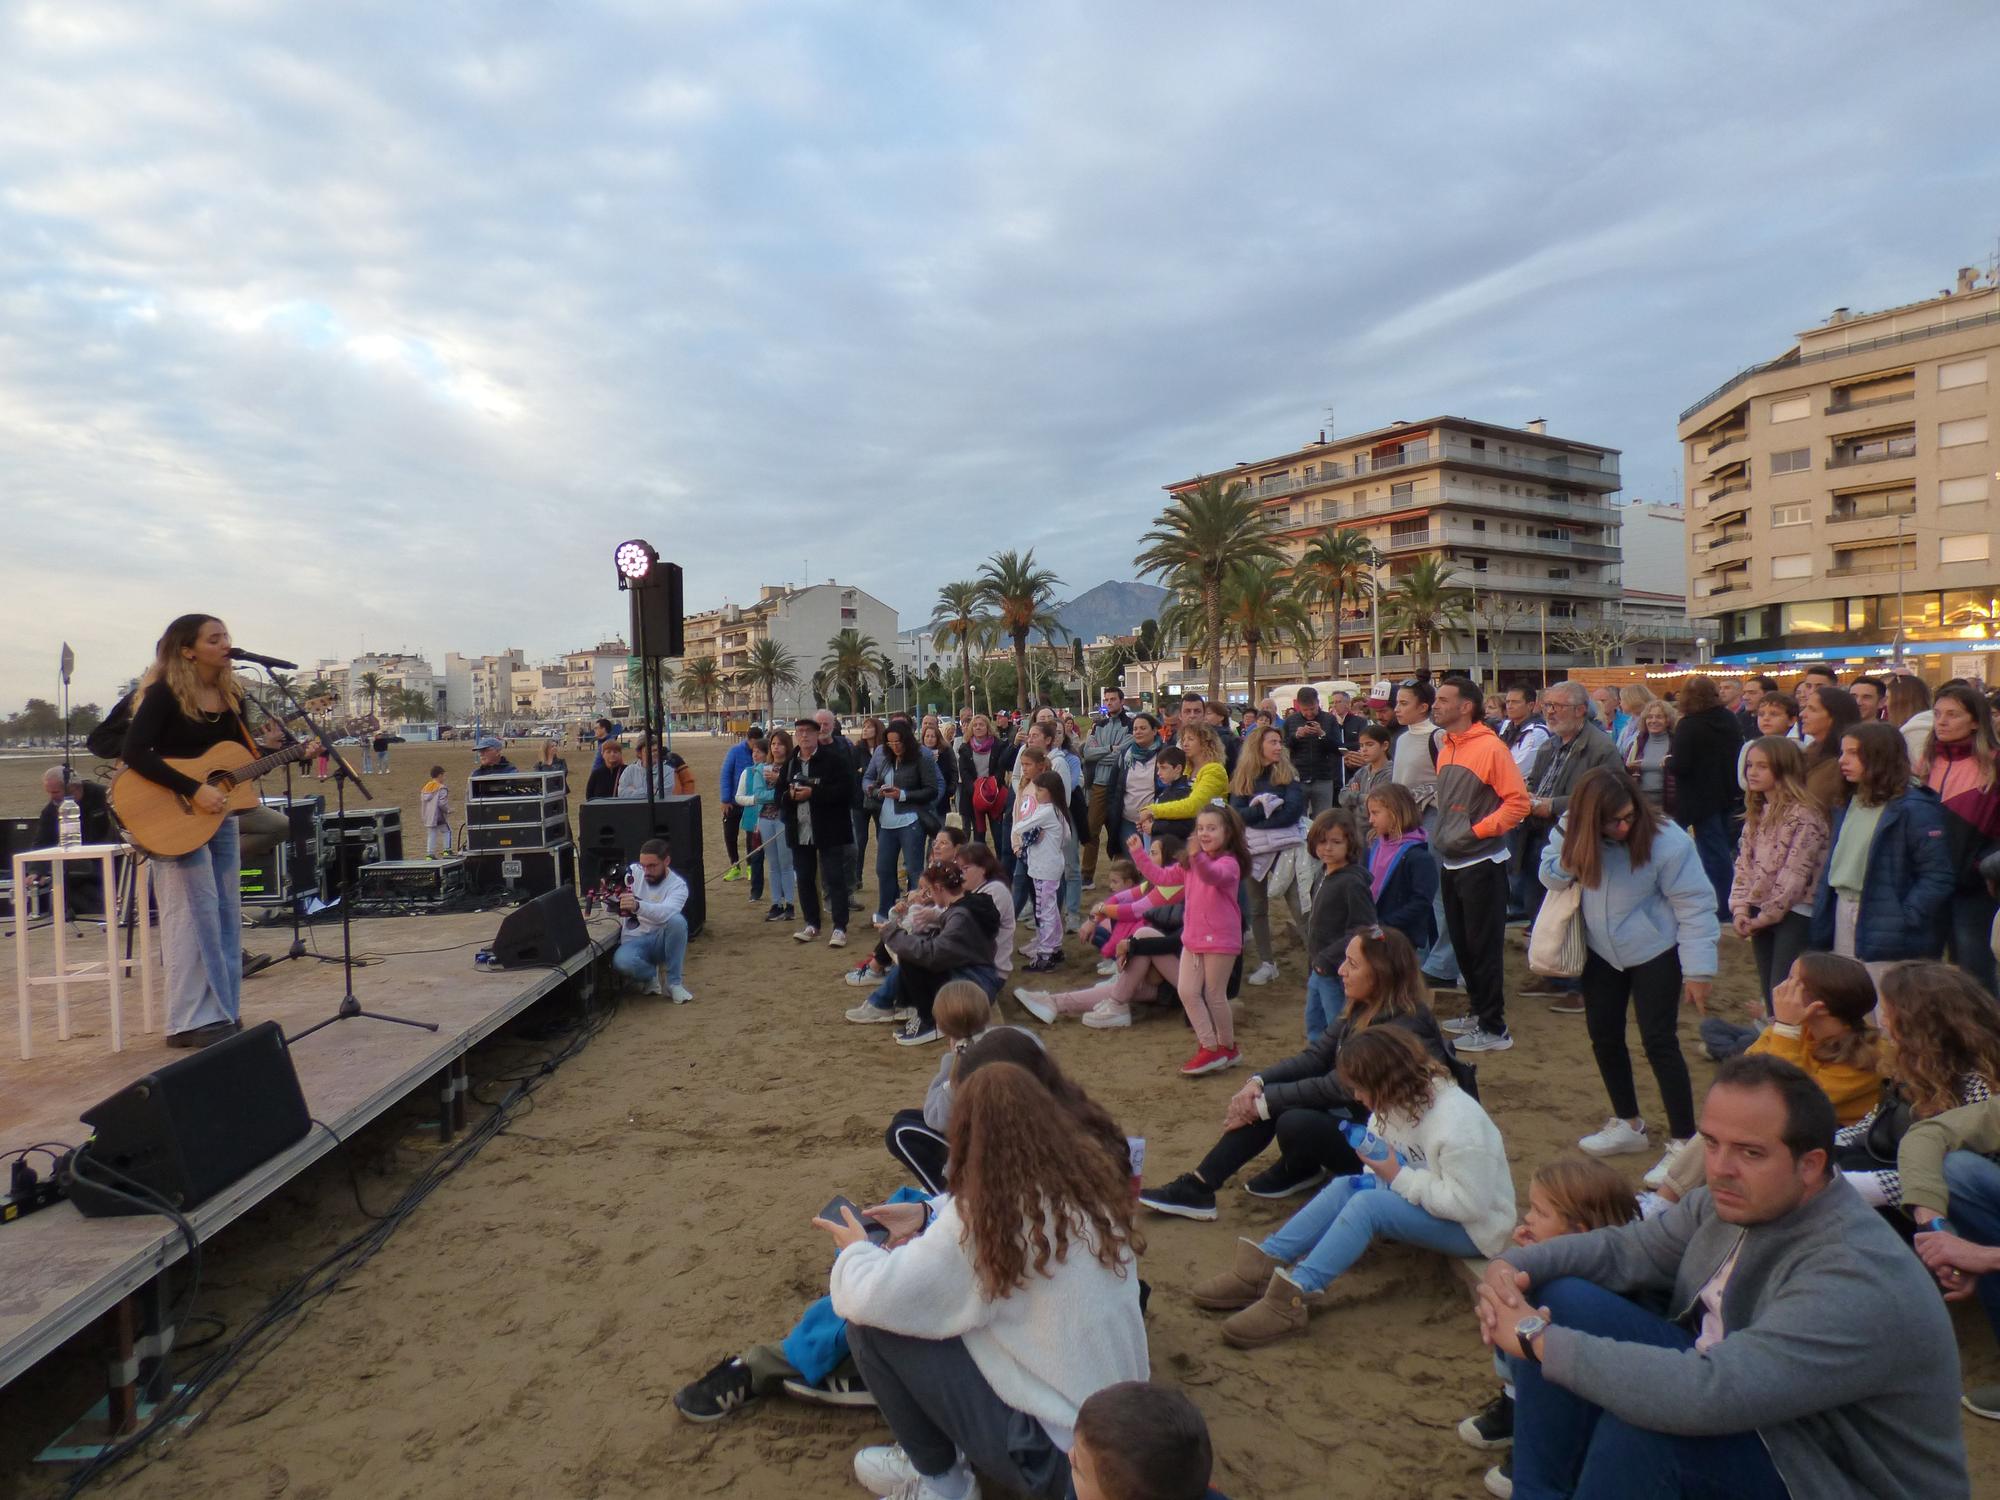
[{"xmin": 1, "ymin": 735, "xmax": 1996, "ymax": 1500}]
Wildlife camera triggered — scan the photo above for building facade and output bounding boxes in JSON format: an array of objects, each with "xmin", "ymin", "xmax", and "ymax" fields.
[
  {"xmin": 443, "ymin": 649, "xmax": 525, "ymax": 725},
  {"xmin": 1679, "ymin": 268, "xmax": 2000, "ymax": 679},
  {"xmin": 559, "ymin": 640, "xmax": 629, "ymax": 719},
  {"xmin": 310, "ymin": 653, "xmax": 441, "ymax": 725},
  {"xmin": 680, "ymin": 582, "xmax": 900, "ymax": 723},
  {"xmin": 1162, "ymin": 416, "xmax": 1626, "ymax": 693}
]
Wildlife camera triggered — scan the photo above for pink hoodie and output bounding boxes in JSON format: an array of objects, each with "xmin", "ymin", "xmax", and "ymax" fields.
[{"xmin": 1130, "ymin": 844, "xmax": 1241, "ymax": 955}]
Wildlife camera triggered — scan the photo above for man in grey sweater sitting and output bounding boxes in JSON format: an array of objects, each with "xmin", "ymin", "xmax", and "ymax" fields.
[{"xmin": 1475, "ymin": 1053, "xmax": 1968, "ymax": 1500}]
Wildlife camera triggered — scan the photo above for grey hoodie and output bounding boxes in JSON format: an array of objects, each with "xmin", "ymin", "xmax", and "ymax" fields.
[{"xmin": 1503, "ymin": 1177, "xmax": 1967, "ymax": 1500}]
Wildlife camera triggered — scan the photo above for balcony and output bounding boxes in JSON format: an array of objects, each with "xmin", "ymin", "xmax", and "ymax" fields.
[
  {"xmin": 1828, "ymin": 554, "xmax": 1917, "ymax": 578},
  {"xmin": 1376, "ymin": 525, "xmax": 1621, "ymax": 561},
  {"xmin": 1827, "ymin": 434, "xmax": 1916, "ymax": 469},
  {"xmin": 1244, "ymin": 435, "xmax": 1620, "ymax": 498},
  {"xmin": 1704, "ymin": 432, "xmax": 1744, "ymax": 460},
  {"xmin": 1451, "ymin": 574, "xmax": 1622, "ymax": 600},
  {"xmin": 1708, "ymin": 479, "xmax": 1752, "ymax": 504},
  {"xmin": 1698, "ymin": 528, "xmax": 1752, "ymax": 555},
  {"xmin": 1824, "ymin": 499, "xmax": 1916, "ymax": 525},
  {"xmin": 1825, "ymin": 390, "xmax": 1914, "ymax": 417},
  {"xmin": 1335, "ymin": 482, "xmax": 1621, "ymax": 528}
]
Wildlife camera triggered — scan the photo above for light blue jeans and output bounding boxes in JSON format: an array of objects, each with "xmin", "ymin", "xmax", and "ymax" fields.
[
  {"xmin": 612, "ymin": 915, "xmax": 688, "ymax": 987},
  {"xmin": 759, "ymin": 817, "xmax": 795, "ymax": 905},
  {"xmin": 875, "ymin": 819, "xmax": 927, "ymax": 920},
  {"xmin": 1259, "ymin": 1171, "xmax": 1479, "ymax": 1293},
  {"xmin": 1305, "ymin": 971, "xmax": 1346, "ymax": 1045},
  {"xmin": 1419, "ymin": 810, "xmax": 1461, "ymax": 984},
  {"xmin": 155, "ymin": 812, "xmax": 242, "ymax": 1035}
]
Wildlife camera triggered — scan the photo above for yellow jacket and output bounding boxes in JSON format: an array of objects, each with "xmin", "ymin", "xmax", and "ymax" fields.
[
  {"xmin": 1749, "ymin": 1022, "xmax": 1881, "ymax": 1125},
  {"xmin": 1150, "ymin": 760, "xmax": 1228, "ymax": 821}
]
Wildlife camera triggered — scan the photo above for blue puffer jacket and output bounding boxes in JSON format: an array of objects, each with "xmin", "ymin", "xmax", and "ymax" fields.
[
  {"xmin": 1230, "ymin": 773, "xmax": 1306, "ymax": 828},
  {"xmin": 1809, "ymin": 785, "xmax": 1954, "ymax": 961}
]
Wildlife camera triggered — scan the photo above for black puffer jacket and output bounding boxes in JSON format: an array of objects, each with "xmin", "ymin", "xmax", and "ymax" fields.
[
  {"xmin": 1669, "ymin": 705, "xmax": 1743, "ymax": 824},
  {"xmin": 885, "ymin": 891, "xmax": 1001, "ymax": 974},
  {"xmin": 1257, "ymin": 1006, "xmax": 1456, "ymax": 1116}
]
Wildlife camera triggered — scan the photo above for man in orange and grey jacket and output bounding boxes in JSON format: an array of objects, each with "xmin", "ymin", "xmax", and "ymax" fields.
[{"xmin": 1430, "ymin": 675, "xmax": 1531, "ymax": 1055}]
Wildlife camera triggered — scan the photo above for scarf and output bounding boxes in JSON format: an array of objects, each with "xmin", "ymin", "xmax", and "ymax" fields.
[
  {"xmin": 969, "ymin": 734, "xmax": 995, "ymax": 754},
  {"xmin": 1125, "ymin": 738, "xmax": 1162, "ymax": 768},
  {"xmin": 1368, "ymin": 830, "xmax": 1426, "ymax": 900}
]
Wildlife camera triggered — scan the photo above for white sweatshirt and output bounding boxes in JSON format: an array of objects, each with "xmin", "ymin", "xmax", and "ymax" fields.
[
  {"xmin": 829, "ymin": 1195, "xmax": 1148, "ymax": 1451},
  {"xmin": 1010, "ymin": 797, "xmax": 1067, "ymax": 881},
  {"xmin": 623, "ymin": 862, "xmax": 689, "ymax": 934},
  {"xmin": 1374, "ymin": 1080, "xmax": 1517, "ymax": 1257}
]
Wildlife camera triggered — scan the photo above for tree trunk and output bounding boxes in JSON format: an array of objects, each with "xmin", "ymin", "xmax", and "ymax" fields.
[
  {"xmin": 961, "ymin": 638, "xmax": 973, "ymax": 715},
  {"xmin": 1245, "ymin": 638, "xmax": 1260, "ymax": 706},
  {"xmin": 1013, "ymin": 631, "xmax": 1029, "ymax": 712},
  {"xmin": 1331, "ymin": 583, "xmax": 1345, "ymax": 680},
  {"xmin": 1204, "ymin": 577, "xmax": 1223, "ymax": 704}
]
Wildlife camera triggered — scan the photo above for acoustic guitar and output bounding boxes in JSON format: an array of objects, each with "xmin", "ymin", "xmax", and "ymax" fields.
[{"xmin": 112, "ymin": 710, "xmax": 331, "ymax": 857}]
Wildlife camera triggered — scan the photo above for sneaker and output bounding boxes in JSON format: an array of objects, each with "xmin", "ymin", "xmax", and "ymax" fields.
[
  {"xmin": 722, "ymin": 868, "xmax": 741, "ymax": 883},
  {"xmin": 1424, "ymin": 976, "xmax": 1465, "ymax": 996},
  {"xmin": 1642, "ymin": 1140, "xmax": 1689, "ymax": 1189},
  {"xmin": 845, "ymin": 1001, "xmax": 905, "ymax": 1024},
  {"xmin": 1547, "ymin": 996, "xmax": 1586, "ymax": 1015},
  {"xmin": 1180, "ymin": 1045, "xmax": 1236, "ymax": 1077},
  {"xmin": 1441, "ymin": 1015, "xmax": 1478, "ymax": 1035},
  {"xmin": 853, "ymin": 1445, "xmax": 981, "ymax": 1500},
  {"xmin": 639, "ymin": 976, "xmax": 665, "ymax": 997},
  {"xmin": 671, "ymin": 1356, "xmax": 758, "ymax": 1424},
  {"xmin": 1080, "ymin": 1003, "xmax": 1132, "ymax": 1029},
  {"xmin": 1246, "ymin": 961, "xmax": 1279, "ymax": 987},
  {"xmin": 1964, "ymin": 1383, "xmax": 2000, "ymax": 1421},
  {"xmin": 1483, "ymin": 1457, "xmax": 1513, "ymax": 1499},
  {"xmin": 765, "ymin": 905, "xmax": 787, "ymax": 921},
  {"xmin": 781, "ymin": 1366, "xmax": 876, "ymax": 1409},
  {"xmin": 1244, "ymin": 1163, "xmax": 1331, "ymax": 1200},
  {"xmin": 668, "ymin": 983, "xmax": 694, "ymax": 1004},
  {"xmin": 1453, "ymin": 1025, "xmax": 1514, "ymax": 1053},
  {"xmin": 1458, "ymin": 1391, "xmax": 1514, "ymax": 1449},
  {"xmin": 1024, "ymin": 953, "xmax": 1063, "ymax": 973},
  {"xmin": 1579, "ymin": 1117, "xmax": 1650, "ymax": 1157},
  {"xmin": 843, "ymin": 966, "xmax": 884, "ymax": 987},
  {"xmin": 871, "ymin": 915, "xmax": 890, "ymax": 930},
  {"xmin": 1012, "ymin": 988, "xmax": 1058, "ymax": 1025},
  {"xmin": 793, "ymin": 926, "xmax": 819, "ymax": 943},
  {"xmin": 895, "ymin": 1017, "xmax": 941, "ymax": 1046},
  {"xmin": 828, "ymin": 929, "xmax": 848, "ymax": 948},
  {"xmin": 1095, "ymin": 959, "xmax": 1118, "ymax": 977},
  {"xmin": 1137, "ymin": 1173, "xmax": 1218, "ymax": 1221},
  {"xmin": 1518, "ymin": 980, "xmax": 1573, "ymax": 998}
]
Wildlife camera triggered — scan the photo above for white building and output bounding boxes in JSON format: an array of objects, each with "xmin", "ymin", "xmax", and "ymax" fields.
[
  {"xmin": 682, "ymin": 581, "xmax": 900, "ymax": 722},
  {"xmin": 311, "ymin": 652, "xmax": 440, "ymax": 724},
  {"xmin": 560, "ymin": 640, "xmax": 629, "ymax": 718},
  {"xmin": 443, "ymin": 649, "xmax": 526, "ymax": 725}
]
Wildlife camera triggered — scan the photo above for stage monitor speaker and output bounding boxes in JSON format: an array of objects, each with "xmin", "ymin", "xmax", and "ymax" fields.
[
  {"xmin": 490, "ymin": 885, "xmax": 592, "ymax": 969},
  {"xmin": 628, "ymin": 561, "xmax": 685, "ymax": 659},
  {"xmin": 577, "ymin": 794, "xmax": 704, "ymax": 937},
  {"xmin": 63, "ymin": 1021, "xmax": 311, "ymax": 1217}
]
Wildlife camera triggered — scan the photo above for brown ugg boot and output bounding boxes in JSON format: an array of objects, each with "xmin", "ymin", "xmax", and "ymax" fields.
[
  {"xmin": 1190, "ymin": 1238, "xmax": 1284, "ymax": 1311},
  {"xmin": 1221, "ymin": 1268, "xmax": 1314, "ymax": 1348}
]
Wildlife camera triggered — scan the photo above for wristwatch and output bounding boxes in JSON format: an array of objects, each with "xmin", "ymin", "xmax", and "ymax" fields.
[{"xmin": 1514, "ymin": 1314, "xmax": 1549, "ymax": 1363}]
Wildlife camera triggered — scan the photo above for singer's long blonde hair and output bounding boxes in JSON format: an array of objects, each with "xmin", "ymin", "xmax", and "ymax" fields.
[{"xmin": 143, "ymin": 614, "xmax": 244, "ymax": 722}]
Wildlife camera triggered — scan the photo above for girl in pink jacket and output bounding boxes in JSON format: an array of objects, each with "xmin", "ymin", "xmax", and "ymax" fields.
[{"xmin": 1129, "ymin": 806, "xmax": 1249, "ymax": 1077}]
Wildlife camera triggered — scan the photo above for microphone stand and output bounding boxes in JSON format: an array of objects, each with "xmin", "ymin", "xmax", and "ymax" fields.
[
  {"xmin": 268, "ymin": 677, "xmax": 437, "ymax": 1044},
  {"xmin": 256, "ymin": 668, "xmax": 333, "ymax": 968}
]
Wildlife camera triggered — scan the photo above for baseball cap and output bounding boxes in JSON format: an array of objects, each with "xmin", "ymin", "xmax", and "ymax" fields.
[{"xmin": 476, "ymin": 735, "xmax": 502, "ymax": 750}]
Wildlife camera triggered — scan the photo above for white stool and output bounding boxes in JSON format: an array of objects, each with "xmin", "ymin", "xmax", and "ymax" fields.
[{"xmin": 12, "ymin": 843, "xmax": 155, "ymax": 1059}]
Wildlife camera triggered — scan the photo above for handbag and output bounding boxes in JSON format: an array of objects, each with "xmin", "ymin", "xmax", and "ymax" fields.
[{"xmin": 1527, "ymin": 879, "xmax": 1587, "ymax": 978}]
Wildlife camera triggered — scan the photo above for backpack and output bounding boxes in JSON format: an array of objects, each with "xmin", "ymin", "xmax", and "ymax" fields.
[
  {"xmin": 668, "ymin": 753, "xmax": 697, "ymax": 796},
  {"xmin": 972, "ymin": 775, "xmax": 1008, "ymax": 816},
  {"xmin": 87, "ymin": 690, "xmax": 137, "ymax": 761}
]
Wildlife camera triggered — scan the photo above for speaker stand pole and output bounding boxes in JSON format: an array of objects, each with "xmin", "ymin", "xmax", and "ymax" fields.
[{"xmin": 288, "ymin": 743, "xmax": 438, "ymax": 1044}]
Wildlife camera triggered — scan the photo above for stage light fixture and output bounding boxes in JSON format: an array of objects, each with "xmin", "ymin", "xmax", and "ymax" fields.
[{"xmin": 615, "ymin": 539, "xmax": 657, "ymax": 587}]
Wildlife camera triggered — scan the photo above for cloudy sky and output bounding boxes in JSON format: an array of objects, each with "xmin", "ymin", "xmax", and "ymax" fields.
[{"xmin": 4, "ymin": 0, "xmax": 1995, "ymax": 710}]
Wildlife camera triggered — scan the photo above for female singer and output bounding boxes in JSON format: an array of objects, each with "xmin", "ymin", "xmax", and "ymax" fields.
[{"xmin": 122, "ymin": 615, "xmax": 290, "ymax": 1048}]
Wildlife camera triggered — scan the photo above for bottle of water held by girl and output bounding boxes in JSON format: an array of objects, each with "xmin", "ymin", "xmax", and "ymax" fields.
[{"xmin": 1340, "ymin": 1120, "xmax": 1402, "ymax": 1187}]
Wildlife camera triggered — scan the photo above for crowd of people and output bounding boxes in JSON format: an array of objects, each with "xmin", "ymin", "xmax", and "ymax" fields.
[{"xmin": 608, "ymin": 669, "xmax": 2000, "ymax": 1500}]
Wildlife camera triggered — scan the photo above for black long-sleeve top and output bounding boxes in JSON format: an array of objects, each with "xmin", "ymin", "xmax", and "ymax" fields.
[{"xmin": 122, "ymin": 681, "xmax": 258, "ymax": 797}]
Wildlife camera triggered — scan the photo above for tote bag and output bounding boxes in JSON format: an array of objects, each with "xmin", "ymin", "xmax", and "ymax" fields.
[{"xmin": 1527, "ymin": 880, "xmax": 1587, "ymax": 978}]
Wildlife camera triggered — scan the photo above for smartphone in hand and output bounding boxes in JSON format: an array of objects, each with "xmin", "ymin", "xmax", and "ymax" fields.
[{"xmin": 819, "ymin": 1195, "xmax": 891, "ymax": 1245}]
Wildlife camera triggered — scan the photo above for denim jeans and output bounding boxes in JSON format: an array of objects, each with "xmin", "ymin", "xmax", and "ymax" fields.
[
  {"xmin": 745, "ymin": 823, "xmax": 765, "ymax": 901},
  {"xmin": 1420, "ymin": 812, "xmax": 1462, "ymax": 983},
  {"xmin": 1946, "ymin": 889, "xmax": 1999, "ymax": 995},
  {"xmin": 851, "ymin": 807, "xmax": 872, "ymax": 888},
  {"xmin": 864, "ymin": 963, "xmax": 905, "ymax": 1013},
  {"xmin": 611, "ymin": 915, "xmax": 688, "ymax": 987},
  {"xmin": 1508, "ymin": 1277, "xmax": 1789, "ymax": 1500},
  {"xmin": 1681, "ymin": 812, "xmax": 1734, "ymax": 919},
  {"xmin": 1305, "ymin": 971, "xmax": 1346, "ymax": 1045},
  {"xmin": 875, "ymin": 819, "xmax": 927, "ymax": 919},
  {"xmin": 155, "ymin": 812, "xmax": 242, "ymax": 1035},
  {"xmin": 758, "ymin": 818, "xmax": 794, "ymax": 905},
  {"xmin": 1259, "ymin": 1172, "xmax": 1478, "ymax": 1294},
  {"xmin": 1940, "ymin": 1149, "xmax": 2000, "ymax": 1345},
  {"xmin": 1062, "ymin": 832, "xmax": 1082, "ymax": 925}
]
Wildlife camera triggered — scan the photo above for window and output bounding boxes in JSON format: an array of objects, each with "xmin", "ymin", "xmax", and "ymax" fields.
[
  {"xmin": 1391, "ymin": 481, "xmax": 1414, "ymax": 499},
  {"xmin": 1771, "ymin": 554, "xmax": 1811, "ymax": 580},
  {"xmin": 1782, "ymin": 602, "xmax": 1841, "ymax": 635},
  {"xmin": 1471, "ymin": 438, "xmax": 1486, "ymax": 450},
  {"xmin": 1469, "ymin": 556, "xmax": 1488, "ymax": 572},
  {"xmin": 1945, "ymin": 590, "xmax": 1999, "ymax": 627},
  {"xmin": 1546, "ymin": 566, "xmax": 1571, "ymax": 580},
  {"xmin": 1942, "ymin": 534, "xmax": 1991, "ymax": 565},
  {"xmin": 840, "ymin": 607, "xmax": 858, "ymax": 621},
  {"xmin": 1940, "ymin": 416, "xmax": 1989, "ymax": 448},
  {"xmin": 1772, "ymin": 503, "xmax": 1810, "ymax": 526},
  {"xmin": 1471, "ymin": 518, "xmax": 1486, "ymax": 531},
  {"xmin": 1940, "ymin": 356, "xmax": 1988, "ymax": 390},
  {"xmin": 1941, "ymin": 475, "xmax": 1991, "ymax": 506},
  {"xmin": 1768, "ymin": 395, "xmax": 1811, "ymax": 424},
  {"xmin": 1770, "ymin": 447, "xmax": 1811, "ymax": 474}
]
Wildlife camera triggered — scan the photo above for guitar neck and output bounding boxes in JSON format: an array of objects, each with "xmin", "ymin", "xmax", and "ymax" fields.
[{"xmin": 234, "ymin": 741, "xmax": 315, "ymax": 783}]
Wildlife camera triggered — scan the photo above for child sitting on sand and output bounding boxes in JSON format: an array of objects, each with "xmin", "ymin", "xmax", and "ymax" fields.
[
  {"xmin": 885, "ymin": 980, "xmax": 1043, "ymax": 1194},
  {"xmin": 1085, "ymin": 847, "xmax": 1185, "ymax": 976},
  {"xmin": 1012, "ymin": 835, "xmax": 1189, "ymax": 1029}
]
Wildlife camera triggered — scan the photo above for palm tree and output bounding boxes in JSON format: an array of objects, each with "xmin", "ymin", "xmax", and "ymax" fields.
[
  {"xmin": 1135, "ymin": 477, "xmax": 1284, "ymax": 703},
  {"xmin": 975, "ymin": 550, "xmax": 1064, "ymax": 713},
  {"xmin": 358, "ymin": 671, "xmax": 384, "ymax": 720},
  {"xmin": 675, "ymin": 656, "xmax": 724, "ymax": 730},
  {"xmin": 738, "ymin": 639, "xmax": 801, "ymax": 726},
  {"xmin": 929, "ymin": 580, "xmax": 990, "ymax": 715},
  {"xmin": 819, "ymin": 629, "xmax": 883, "ymax": 714},
  {"xmin": 1383, "ymin": 556, "xmax": 1472, "ymax": 678},
  {"xmin": 1217, "ymin": 558, "xmax": 1315, "ymax": 704},
  {"xmin": 1292, "ymin": 529, "xmax": 1377, "ymax": 677}
]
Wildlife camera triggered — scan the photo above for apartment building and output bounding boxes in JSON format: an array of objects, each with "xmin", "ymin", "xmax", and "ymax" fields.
[
  {"xmin": 559, "ymin": 639, "xmax": 629, "ymax": 718},
  {"xmin": 1163, "ymin": 416, "xmax": 1625, "ymax": 690},
  {"xmin": 310, "ymin": 652, "xmax": 440, "ymax": 723},
  {"xmin": 443, "ymin": 649, "xmax": 526, "ymax": 724},
  {"xmin": 680, "ymin": 581, "xmax": 900, "ymax": 722},
  {"xmin": 1680, "ymin": 266, "xmax": 2000, "ymax": 679}
]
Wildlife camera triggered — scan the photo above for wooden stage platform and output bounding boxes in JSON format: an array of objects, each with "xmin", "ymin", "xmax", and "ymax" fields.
[{"xmin": 0, "ymin": 905, "xmax": 621, "ymax": 1392}]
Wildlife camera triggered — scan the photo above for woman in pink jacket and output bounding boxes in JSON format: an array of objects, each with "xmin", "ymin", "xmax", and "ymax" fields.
[{"xmin": 1128, "ymin": 806, "xmax": 1249, "ymax": 1077}]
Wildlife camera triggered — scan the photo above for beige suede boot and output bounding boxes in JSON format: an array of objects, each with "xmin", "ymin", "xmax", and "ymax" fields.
[
  {"xmin": 1189, "ymin": 1238, "xmax": 1284, "ymax": 1311},
  {"xmin": 1221, "ymin": 1268, "xmax": 1314, "ymax": 1348}
]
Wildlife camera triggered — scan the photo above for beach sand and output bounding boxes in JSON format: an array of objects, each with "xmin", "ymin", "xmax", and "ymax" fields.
[{"xmin": 2, "ymin": 735, "xmax": 1995, "ymax": 1499}]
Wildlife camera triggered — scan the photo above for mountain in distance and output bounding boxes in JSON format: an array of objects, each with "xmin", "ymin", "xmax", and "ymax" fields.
[{"xmin": 1052, "ymin": 580, "xmax": 1168, "ymax": 643}]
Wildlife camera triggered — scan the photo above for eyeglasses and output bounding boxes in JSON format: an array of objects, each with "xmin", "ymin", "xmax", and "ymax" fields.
[{"xmin": 1605, "ymin": 810, "xmax": 1636, "ymax": 828}]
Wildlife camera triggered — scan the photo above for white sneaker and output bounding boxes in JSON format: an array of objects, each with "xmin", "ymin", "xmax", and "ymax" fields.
[
  {"xmin": 844, "ymin": 1002, "xmax": 905, "ymax": 1024},
  {"xmin": 793, "ymin": 926, "xmax": 819, "ymax": 943},
  {"xmin": 1246, "ymin": 961, "xmax": 1279, "ymax": 987},
  {"xmin": 639, "ymin": 976, "xmax": 665, "ymax": 996},
  {"xmin": 843, "ymin": 967, "xmax": 882, "ymax": 988},
  {"xmin": 853, "ymin": 1444, "xmax": 981, "ymax": 1500},
  {"xmin": 1096, "ymin": 959, "xmax": 1118, "ymax": 977},
  {"xmin": 1081, "ymin": 1004, "xmax": 1133, "ymax": 1029},
  {"xmin": 1643, "ymin": 1140, "xmax": 1689, "ymax": 1189},
  {"xmin": 668, "ymin": 984, "xmax": 694, "ymax": 1004},
  {"xmin": 1012, "ymin": 988, "xmax": 1057, "ymax": 1025},
  {"xmin": 1441, "ymin": 1015, "xmax": 1477, "ymax": 1035},
  {"xmin": 871, "ymin": 915, "xmax": 890, "ymax": 930},
  {"xmin": 1579, "ymin": 1118, "xmax": 1650, "ymax": 1157},
  {"xmin": 1453, "ymin": 1025, "xmax": 1513, "ymax": 1053},
  {"xmin": 828, "ymin": 929, "xmax": 848, "ymax": 948}
]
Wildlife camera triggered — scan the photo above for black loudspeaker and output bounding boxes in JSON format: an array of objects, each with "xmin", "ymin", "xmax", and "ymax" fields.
[
  {"xmin": 628, "ymin": 561, "xmax": 685, "ymax": 659},
  {"xmin": 577, "ymin": 794, "xmax": 705, "ymax": 937},
  {"xmin": 64, "ymin": 1021, "xmax": 311, "ymax": 1217},
  {"xmin": 490, "ymin": 886, "xmax": 592, "ymax": 969}
]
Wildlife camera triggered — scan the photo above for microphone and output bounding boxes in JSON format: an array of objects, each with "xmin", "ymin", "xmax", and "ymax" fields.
[{"xmin": 228, "ymin": 647, "xmax": 299, "ymax": 671}]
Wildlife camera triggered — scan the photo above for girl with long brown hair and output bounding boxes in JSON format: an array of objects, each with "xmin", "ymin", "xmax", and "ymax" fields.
[
  {"xmin": 1808, "ymin": 721, "xmax": 1953, "ymax": 970},
  {"xmin": 1230, "ymin": 724, "xmax": 1307, "ymax": 988},
  {"xmin": 1540, "ymin": 766, "xmax": 1717, "ymax": 1186},
  {"xmin": 1191, "ymin": 1026, "xmax": 1514, "ymax": 1349},
  {"xmin": 1728, "ymin": 735, "xmax": 1829, "ymax": 1011},
  {"xmin": 1921, "ymin": 683, "xmax": 2000, "ymax": 992},
  {"xmin": 823, "ymin": 1060, "xmax": 1147, "ymax": 1500}
]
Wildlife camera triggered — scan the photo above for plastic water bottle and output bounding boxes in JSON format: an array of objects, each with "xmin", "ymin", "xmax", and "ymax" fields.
[
  {"xmin": 1341, "ymin": 1121, "xmax": 1403, "ymax": 1169},
  {"xmin": 58, "ymin": 796, "xmax": 82, "ymax": 848}
]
